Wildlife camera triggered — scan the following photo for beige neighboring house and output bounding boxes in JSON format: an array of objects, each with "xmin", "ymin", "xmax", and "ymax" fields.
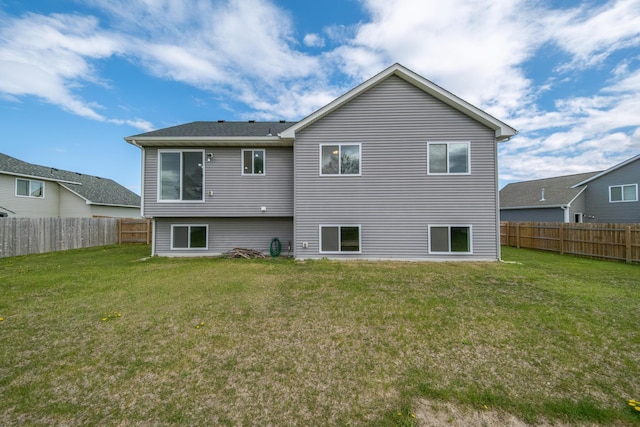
[{"xmin": 0, "ymin": 152, "xmax": 141, "ymax": 218}]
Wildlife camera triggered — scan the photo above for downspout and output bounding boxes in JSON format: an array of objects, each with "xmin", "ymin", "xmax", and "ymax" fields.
[{"xmin": 560, "ymin": 205, "xmax": 570, "ymax": 223}]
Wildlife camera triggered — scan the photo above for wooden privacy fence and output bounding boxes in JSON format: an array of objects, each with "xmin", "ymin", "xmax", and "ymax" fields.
[
  {"xmin": 501, "ymin": 221, "xmax": 640, "ymax": 263},
  {"xmin": 0, "ymin": 217, "xmax": 151, "ymax": 258}
]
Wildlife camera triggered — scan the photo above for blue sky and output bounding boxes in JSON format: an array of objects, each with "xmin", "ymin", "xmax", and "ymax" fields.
[{"xmin": 1, "ymin": 0, "xmax": 639, "ymax": 193}]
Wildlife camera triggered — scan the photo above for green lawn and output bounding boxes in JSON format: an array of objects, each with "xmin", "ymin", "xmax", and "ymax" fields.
[{"xmin": 1, "ymin": 245, "xmax": 639, "ymax": 426}]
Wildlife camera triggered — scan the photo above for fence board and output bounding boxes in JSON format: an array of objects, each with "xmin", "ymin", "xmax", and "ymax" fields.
[
  {"xmin": 0, "ymin": 217, "xmax": 150, "ymax": 258},
  {"xmin": 501, "ymin": 221, "xmax": 640, "ymax": 263}
]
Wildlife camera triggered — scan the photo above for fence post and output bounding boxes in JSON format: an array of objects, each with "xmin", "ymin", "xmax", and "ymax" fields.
[
  {"xmin": 559, "ymin": 223, "xmax": 564, "ymax": 255},
  {"xmin": 626, "ymin": 226, "xmax": 632, "ymax": 264},
  {"xmin": 515, "ymin": 223, "xmax": 520, "ymax": 248},
  {"xmin": 506, "ymin": 222, "xmax": 510, "ymax": 246}
]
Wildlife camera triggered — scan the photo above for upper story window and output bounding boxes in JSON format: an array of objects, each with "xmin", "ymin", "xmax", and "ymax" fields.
[
  {"xmin": 428, "ymin": 142, "xmax": 470, "ymax": 174},
  {"xmin": 320, "ymin": 144, "xmax": 361, "ymax": 176},
  {"xmin": 159, "ymin": 150, "xmax": 204, "ymax": 201},
  {"xmin": 242, "ymin": 149, "xmax": 265, "ymax": 175},
  {"xmin": 609, "ymin": 184, "xmax": 638, "ymax": 202},
  {"xmin": 16, "ymin": 178, "xmax": 44, "ymax": 198}
]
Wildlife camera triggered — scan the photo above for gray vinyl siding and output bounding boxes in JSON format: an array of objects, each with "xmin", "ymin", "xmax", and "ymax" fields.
[
  {"xmin": 294, "ymin": 75, "xmax": 500, "ymax": 260},
  {"xmin": 154, "ymin": 217, "xmax": 293, "ymax": 256},
  {"xmin": 569, "ymin": 192, "xmax": 587, "ymax": 222},
  {"xmin": 0, "ymin": 174, "xmax": 60, "ymax": 217},
  {"xmin": 583, "ymin": 160, "xmax": 640, "ymax": 223},
  {"xmin": 500, "ymin": 207, "xmax": 565, "ymax": 222},
  {"xmin": 143, "ymin": 146, "xmax": 293, "ymax": 217}
]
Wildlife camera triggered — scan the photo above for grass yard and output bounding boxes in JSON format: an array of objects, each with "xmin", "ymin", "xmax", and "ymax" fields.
[{"xmin": 1, "ymin": 245, "xmax": 639, "ymax": 426}]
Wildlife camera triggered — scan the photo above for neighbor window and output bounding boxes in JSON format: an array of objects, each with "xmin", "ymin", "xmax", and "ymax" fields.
[
  {"xmin": 171, "ymin": 225, "xmax": 208, "ymax": 249},
  {"xmin": 16, "ymin": 178, "xmax": 44, "ymax": 198},
  {"xmin": 159, "ymin": 150, "xmax": 203, "ymax": 201},
  {"xmin": 242, "ymin": 149, "xmax": 265, "ymax": 175},
  {"xmin": 609, "ymin": 184, "xmax": 638, "ymax": 202},
  {"xmin": 428, "ymin": 142, "xmax": 470, "ymax": 174},
  {"xmin": 320, "ymin": 225, "xmax": 361, "ymax": 253},
  {"xmin": 429, "ymin": 225, "xmax": 472, "ymax": 253},
  {"xmin": 320, "ymin": 144, "xmax": 361, "ymax": 175}
]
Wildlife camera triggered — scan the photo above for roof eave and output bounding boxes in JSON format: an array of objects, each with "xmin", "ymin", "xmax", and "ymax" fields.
[
  {"xmin": 500, "ymin": 204, "xmax": 567, "ymax": 210},
  {"xmin": 124, "ymin": 136, "xmax": 290, "ymax": 147}
]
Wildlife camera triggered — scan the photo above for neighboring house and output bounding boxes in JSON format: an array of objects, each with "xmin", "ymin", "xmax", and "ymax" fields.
[
  {"xmin": 0, "ymin": 152, "xmax": 141, "ymax": 218},
  {"xmin": 500, "ymin": 154, "xmax": 640, "ymax": 223},
  {"xmin": 125, "ymin": 63, "xmax": 517, "ymax": 260}
]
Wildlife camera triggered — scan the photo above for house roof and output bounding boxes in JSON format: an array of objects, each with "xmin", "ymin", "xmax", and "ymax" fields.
[
  {"xmin": 571, "ymin": 153, "xmax": 640, "ymax": 187},
  {"xmin": 125, "ymin": 121, "xmax": 296, "ymax": 147},
  {"xmin": 500, "ymin": 171, "xmax": 601, "ymax": 209},
  {"xmin": 126, "ymin": 63, "xmax": 516, "ymax": 147},
  {"xmin": 0, "ymin": 152, "xmax": 140, "ymax": 208},
  {"xmin": 279, "ymin": 63, "xmax": 517, "ymax": 141}
]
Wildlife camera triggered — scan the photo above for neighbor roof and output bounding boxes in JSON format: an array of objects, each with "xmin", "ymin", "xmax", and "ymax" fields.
[
  {"xmin": 280, "ymin": 63, "xmax": 517, "ymax": 141},
  {"xmin": 500, "ymin": 171, "xmax": 601, "ymax": 209},
  {"xmin": 0, "ymin": 152, "xmax": 140, "ymax": 207},
  {"xmin": 571, "ymin": 153, "xmax": 640, "ymax": 187}
]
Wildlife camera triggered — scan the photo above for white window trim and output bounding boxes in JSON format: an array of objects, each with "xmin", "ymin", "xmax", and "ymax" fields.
[
  {"xmin": 319, "ymin": 143, "xmax": 362, "ymax": 176},
  {"xmin": 608, "ymin": 184, "xmax": 638, "ymax": 203},
  {"xmin": 318, "ymin": 224, "xmax": 362, "ymax": 254},
  {"xmin": 428, "ymin": 224, "xmax": 473, "ymax": 254},
  {"xmin": 157, "ymin": 149, "xmax": 205, "ymax": 203},
  {"xmin": 15, "ymin": 178, "xmax": 45, "ymax": 198},
  {"xmin": 241, "ymin": 148, "xmax": 266, "ymax": 176},
  {"xmin": 427, "ymin": 141, "xmax": 471, "ymax": 175},
  {"xmin": 170, "ymin": 224, "xmax": 209, "ymax": 250}
]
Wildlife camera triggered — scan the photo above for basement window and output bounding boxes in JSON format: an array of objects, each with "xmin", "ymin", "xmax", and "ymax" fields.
[{"xmin": 171, "ymin": 225, "xmax": 208, "ymax": 249}]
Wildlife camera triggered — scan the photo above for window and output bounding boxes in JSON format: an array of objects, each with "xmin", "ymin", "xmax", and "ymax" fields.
[
  {"xmin": 159, "ymin": 151, "xmax": 203, "ymax": 201},
  {"xmin": 429, "ymin": 225, "xmax": 472, "ymax": 254},
  {"xmin": 242, "ymin": 149, "xmax": 265, "ymax": 175},
  {"xmin": 171, "ymin": 225, "xmax": 208, "ymax": 249},
  {"xmin": 319, "ymin": 225, "xmax": 361, "ymax": 253},
  {"xmin": 320, "ymin": 144, "xmax": 361, "ymax": 175},
  {"xmin": 428, "ymin": 142, "xmax": 470, "ymax": 174},
  {"xmin": 609, "ymin": 184, "xmax": 638, "ymax": 202},
  {"xmin": 16, "ymin": 178, "xmax": 44, "ymax": 198}
]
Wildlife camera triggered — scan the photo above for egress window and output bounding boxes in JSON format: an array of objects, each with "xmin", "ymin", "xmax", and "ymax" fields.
[
  {"xmin": 609, "ymin": 184, "xmax": 638, "ymax": 202},
  {"xmin": 242, "ymin": 149, "xmax": 265, "ymax": 175},
  {"xmin": 159, "ymin": 150, "xmax": 204, "ymax": 201},
  {"xmin": 171, "ymin": 225, "xmax": 208, "ymax": 249},
  {"xmin": 16, "ymin": 178, "xmax": 44, "ymax": 198},
  {"xmin": 428, "ymin": 142, "xmax": 470, "ymax": 174},
  {"xmin": 429, "ymin": 225, "xmax": 472, "ymax": 254},
  {"xmin": 320, "ymin": 144, "xmax": 361, "ymax": 175},
  {"xmin": 320, "ymin": 225, "xmax": 361, "ymax": 253}
]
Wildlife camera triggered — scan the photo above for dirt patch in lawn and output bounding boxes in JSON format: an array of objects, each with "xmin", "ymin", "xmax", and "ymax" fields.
[{"xmin": 413, "ymin": 399, "xmax": 599, "ymax": 427}]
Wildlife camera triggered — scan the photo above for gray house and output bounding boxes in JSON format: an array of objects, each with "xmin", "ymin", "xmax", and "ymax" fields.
[
  {"xmin": 125, "ymin": 63, "xmax": 517, "ymax": 260},
  {"xmin": 500, "ymin": 154, "xmax": 640, "ymax": 223},
  {"xmin": 0, "ymin": 152, "xmax": 141, "ymax": 218}
]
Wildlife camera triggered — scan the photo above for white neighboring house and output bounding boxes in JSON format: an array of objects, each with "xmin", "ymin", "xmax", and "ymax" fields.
[{"xmin": 0, "ymin": 152, "xmax": 141, "ymax": 218}]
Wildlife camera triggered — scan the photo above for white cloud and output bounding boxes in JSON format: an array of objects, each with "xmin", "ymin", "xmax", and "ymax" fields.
[
  {"xmin": 0, "ymin": 13, "xmax": 120, "ymax": 120},
  {"xmin": 550, "ymin": 0, "xmax": 640, "ymax": 69},
  {"xmin": 303, "ymin": 33, "xmax": 325, "ymax": 48}
]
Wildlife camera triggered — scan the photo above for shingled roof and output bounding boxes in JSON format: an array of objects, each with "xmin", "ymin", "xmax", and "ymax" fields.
[
  {"xmin": 127, "ymin": 121, "xmax": 296, "ymax": 138},
  {"xmin": 500, "ymin": 171, "xmax": 601, "ymax": 209},
  {"xmin": 0, "ymin": 152, "xmax": 140, "ymax": 207}
]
